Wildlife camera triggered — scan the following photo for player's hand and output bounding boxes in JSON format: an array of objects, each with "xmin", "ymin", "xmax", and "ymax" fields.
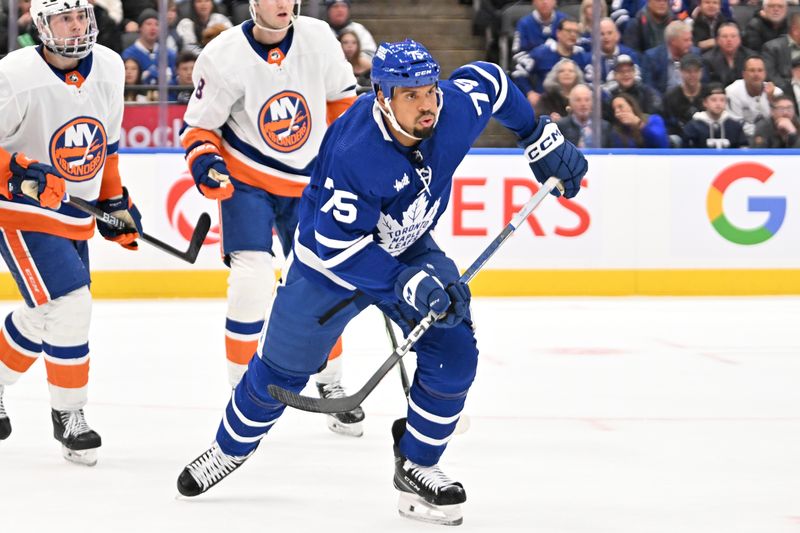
[
  {"xmin": 395, "ymin": 266, "xmax": 468, "ymax": 328},
  {"xmin": 96, "ymin": 187, "xmax": 142, "ymax": 251},
  {"xmin": 440, "ymin": 281, "xmax": 471, "ymax": 328},
  {"xmin": 186, "ymin": 142, "xmax": 233, "ymax": 200},
  {"xmin": 519, "ymin": 116, "xmax": 587, "ymax": 199},
  {"xmin": 4, "ymin": 152, "xmax": 66, "ymax": 209}
]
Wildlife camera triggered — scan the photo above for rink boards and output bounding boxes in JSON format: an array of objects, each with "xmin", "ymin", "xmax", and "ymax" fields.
[{"xmin": 0, "ymin": 148, "xmax": 798, "ymax": 297}]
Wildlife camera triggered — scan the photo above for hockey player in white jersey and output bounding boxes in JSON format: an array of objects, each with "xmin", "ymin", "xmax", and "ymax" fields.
[
  {"xmin": 180, "ymin": 0, "xmax": 365, "ymax": 436},
  {"xmin": 176, "ymin": 40, "xmax": 587, "ymax": 525},
  {"xmin": 0, "ymin": 0, "xmax": 143, "ymax": 466}
]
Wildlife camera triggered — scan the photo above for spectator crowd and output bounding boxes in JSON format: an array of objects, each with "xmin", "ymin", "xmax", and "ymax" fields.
[
  {"xmin": 1, "ymin": 0, "xmax": 797, "ymax": 148},
  {"xmin": 485, "ymin": 0, "xmax": 800, "ymax": 148}
]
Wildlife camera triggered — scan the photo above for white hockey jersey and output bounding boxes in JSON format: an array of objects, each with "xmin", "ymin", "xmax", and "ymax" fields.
[
  {"xmin": 0, "ymin": 45, "xmax": 124, "ymax": 240},
  {"xmin": 181, "ymin": 16, "xmax": 358, "ymax": 198}
]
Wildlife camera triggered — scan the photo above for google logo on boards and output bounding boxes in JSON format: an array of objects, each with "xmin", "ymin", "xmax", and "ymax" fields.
[{"xmin": 706, "ymin": 162, "xmax": 786, "ymax": 245}]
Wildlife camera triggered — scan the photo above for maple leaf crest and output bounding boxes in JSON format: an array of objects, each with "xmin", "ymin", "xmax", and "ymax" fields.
[{"xmin": 377, "ymin": 195, "xmax": 441, "ymax": 256}]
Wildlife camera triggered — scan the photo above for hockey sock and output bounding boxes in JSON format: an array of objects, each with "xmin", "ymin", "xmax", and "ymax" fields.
[
  {"xmin": 216, "ymin": 355, "xmax": 307, "ymax": 456},
  {"xmin": 0, "ymin": 311, "xmax": 42, "ymax": 385}
]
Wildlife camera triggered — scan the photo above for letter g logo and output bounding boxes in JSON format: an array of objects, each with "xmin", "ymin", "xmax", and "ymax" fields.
[{"xmin": 707, "ymin": 162, "xmax": 786, "ymax": 245}]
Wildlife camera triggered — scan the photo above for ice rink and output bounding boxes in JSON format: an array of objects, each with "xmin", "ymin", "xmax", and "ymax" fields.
[{"xmin": 0, "ymin": 296, "xmax": 798, "ymax": 533}]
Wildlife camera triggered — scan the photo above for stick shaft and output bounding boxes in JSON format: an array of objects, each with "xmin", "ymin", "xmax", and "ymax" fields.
[
  {"xmin": 64, "ymin": 193, "xmax": 210, "ymax": 264},
  {"xmin": 382, "ymin": 312, "xmax": 410, "ymax": 397}
]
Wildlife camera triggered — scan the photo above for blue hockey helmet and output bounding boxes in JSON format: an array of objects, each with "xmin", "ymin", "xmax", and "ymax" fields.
[{"xmin": 371, "ymin": 39, "xmax": 440, "ymax": 99}]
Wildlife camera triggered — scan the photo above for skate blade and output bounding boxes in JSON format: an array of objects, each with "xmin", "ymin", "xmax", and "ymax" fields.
[
  {"xmin": 326, "ymin": 416, "xmax": 364, "ymax": 438},
  {"xmin": 62, "ymin": 445, "xmax": 98, "ymax": 467},
  {"xmin": 398, "ymin": 492, "xmax": 463, "ymax": 526}
]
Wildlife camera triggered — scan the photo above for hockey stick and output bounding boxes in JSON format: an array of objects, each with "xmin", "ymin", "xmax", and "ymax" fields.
[
  {"xmin": 382, "ymin": 312, "xmax": 410, "ymax": 396},
  {"xmin": 65, "ymin": 193, "xmax": 211, "ymax": 264},
  {"xmin": 384, "ymin": 311, "xmax": 471, "ymax": 434},
  {"xmin": 268, "ymin": 177, "xmax": 563, "ymax": 414}
]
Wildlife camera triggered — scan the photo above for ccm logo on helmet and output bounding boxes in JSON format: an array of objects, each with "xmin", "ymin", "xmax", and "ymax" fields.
[
  {"xmin": 49, "ymin": 116, "xmax": 107, "ymax": 181},
  {"xmin": 524, "ymin": 122, "xmax": 564, "ymax": 163},
  {"xmin": 259, "ymin": 91, "xmax": 312, "ymax": 153}
]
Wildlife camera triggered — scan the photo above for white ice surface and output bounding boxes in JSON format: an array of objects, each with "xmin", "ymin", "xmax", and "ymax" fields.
[{"xmin": 0, "ymin": 297, "xmax": 798, "ymax": 533}]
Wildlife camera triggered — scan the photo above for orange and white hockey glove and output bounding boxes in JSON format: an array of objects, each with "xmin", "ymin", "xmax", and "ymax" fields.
[{"xmin": 3, "ymin": 152, "xmax": 66, "ymax": 209}]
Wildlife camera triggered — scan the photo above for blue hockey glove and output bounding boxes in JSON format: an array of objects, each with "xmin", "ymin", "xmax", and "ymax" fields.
[
  {"xmin": 518, "ymin": 116, "xmax": 588, "ymax": 199},
  {"xmin": 440, "ymin": 281, "xmax": 471, "ymax": 328},
  {"xmin": 185, "ymin": 142, "xmax": 233, "ymax": 200},
  {"xmin": 395, "ymin": 268, "xmax": 470, "ymax": 328},
  {"xmin": 395, "ymin": 266, "xmax": 450, "ymax": 319},
  {"xmin": 4, "ymin": 152, "xmax": 66, "ymax": 209},
  {"xmin": 96, "ymin": 187, "xmax": 143, "ymax": 250}
]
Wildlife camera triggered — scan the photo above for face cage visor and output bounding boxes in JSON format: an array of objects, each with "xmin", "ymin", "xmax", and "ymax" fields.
[
  {"xmin": 37, "ymin": 5, "xmax": 98, "ymax": 59},
  {"xmin": 249, "ymin": 0, "xmax": 301, "ymax": 32}
]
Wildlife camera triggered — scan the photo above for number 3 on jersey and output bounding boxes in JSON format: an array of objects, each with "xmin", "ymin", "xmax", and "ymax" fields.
[
  {"xmin": 321, "ymin": 177, "xmax": 358, "ymax": 223},
  {"xmin": 453, "ymin": 79, "xmax": 489, "ymax": 116}
]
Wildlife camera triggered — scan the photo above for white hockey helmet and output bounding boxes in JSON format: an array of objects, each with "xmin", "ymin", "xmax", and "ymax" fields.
[
  {"xmin": 30, "ymin": 0, "xmax": 98, "ymax": 59},
  {"xmin": 249, "ymin": 0, "xmax": 301, "ymax": 33}
]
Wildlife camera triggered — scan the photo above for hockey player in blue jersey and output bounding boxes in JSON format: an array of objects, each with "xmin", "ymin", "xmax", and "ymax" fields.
[{"xmin": 176, "ymin": 39, "xmax": 587, "ymax": 525}]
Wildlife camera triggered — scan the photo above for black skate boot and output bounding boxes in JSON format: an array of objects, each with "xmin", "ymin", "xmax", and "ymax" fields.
[
  {"xmin": 316, "ymin": 381, "xmax": 365, "ymax": 437},
  {"xmin": 177, "ymin": 441, "xmax": 254, "ymax": 497},
  {"xmin": 391, "ymin": 418, "xmax": 466, "ymax": 526},
  {"xmin": 0, "ymin": 384, "xmax": 11, "ymax": 440},
  {"xmin": 51, "ymin": 409, "xmax": 102, "ymax": 466}
]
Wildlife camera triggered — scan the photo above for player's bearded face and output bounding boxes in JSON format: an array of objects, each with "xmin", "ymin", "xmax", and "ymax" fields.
[{"xmin": 391, "ymin": 85, "xmax": 439, "ymax": 139}]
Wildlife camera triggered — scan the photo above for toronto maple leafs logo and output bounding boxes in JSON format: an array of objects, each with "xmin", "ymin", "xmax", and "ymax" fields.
[{"xmin": 377, "ymin": 194, "xmax": 441, "ymax": 256}]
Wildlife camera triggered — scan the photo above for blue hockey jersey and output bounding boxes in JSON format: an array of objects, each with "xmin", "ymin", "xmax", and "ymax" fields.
[{"xmin": 291, "ymin": 62, "xmax": 538, "ymax": 303}]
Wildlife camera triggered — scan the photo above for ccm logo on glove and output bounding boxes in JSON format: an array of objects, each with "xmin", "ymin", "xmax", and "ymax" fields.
[
  {"xmin": 402, "ymin": 270, "xmax": 444, "ymax": 310},
  {"xmin": 524, "ymin": 122, "xmax": 564, "ymax": 162}
]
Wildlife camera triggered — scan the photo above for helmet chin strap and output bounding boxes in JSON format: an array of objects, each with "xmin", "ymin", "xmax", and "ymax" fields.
[
  {"xmin": 378, "ymin": 88, "xmax": 443, "ymax": 142},
  {"xmin": 379, "ymin": 96, "xmax": 422, "ymax": 141}
]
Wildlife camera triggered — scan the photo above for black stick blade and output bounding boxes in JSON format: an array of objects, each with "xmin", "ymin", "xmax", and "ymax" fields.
[
  {"xmin": 184, "ymin": 213, "xmax": 212, "ymax": 264},
  {"xmin": 267, "ymin": 384, "xmax": 364, "ymax": 414}
]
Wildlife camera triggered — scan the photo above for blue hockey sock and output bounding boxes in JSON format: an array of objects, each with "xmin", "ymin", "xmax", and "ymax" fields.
[
  {"xmin": 216, "ymin": 355, "xmax": 308, "ymax": 456},
  {"xmin": 400, "ymin": 377, "xmax": 467, "ymax": 466}
]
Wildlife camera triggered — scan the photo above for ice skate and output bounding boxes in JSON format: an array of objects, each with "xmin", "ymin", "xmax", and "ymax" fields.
[
  {"xmin": 51, "ymin": 409, "xmax": 101, "ymax": 466},
  {"xmin": 0, "ymin": 384, "xmax": 11, "ymax": 440},
  {"xmin": 177, "ymin": 441, "xmax": 253, "ymax": 497},
  {"xmin": 316, "ymin": 381, "xmax": 364, "ymax": 437},
  {"xmin": 392, "ymin": 418, "xmax": 466, "ymax": 526}
]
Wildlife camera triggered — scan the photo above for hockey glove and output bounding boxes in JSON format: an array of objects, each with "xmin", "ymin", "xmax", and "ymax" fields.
[
  {"xmin": 96, "ymin": 187, "xmax": 143, "ymax": 250},
  {"xmin": 186, "ymin": 142, "xmax": 233, "ymax": 200},
  {"xmin": 519, "ymin": 116, "xmax": 587, "ymax": 199},
  {"xmin": 395, "ymin": 267, "xmax": 469, "ymax": 328},
  {"xmin": 442, "ymin": 281, "xmax": 471, "ymax": 328},
  {"xmin": 4, "ymin": 153, "xmax": 66, "ymax": 209}
]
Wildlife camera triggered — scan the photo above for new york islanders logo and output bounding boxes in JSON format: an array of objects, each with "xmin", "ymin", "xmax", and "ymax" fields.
[
  {"xmin": 49, "ymin": 116, "xmax": 107, "ymax": 181},
  {"xmin": 259, "ymin": 91, "xmax": 311, "ymax": 153}
]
